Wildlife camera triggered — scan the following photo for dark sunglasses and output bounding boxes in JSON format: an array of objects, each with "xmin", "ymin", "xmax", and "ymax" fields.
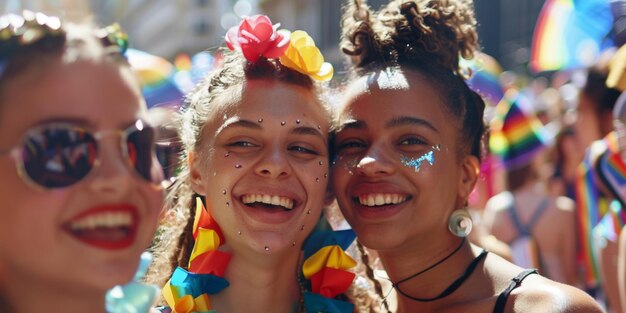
[{"xmin": 0, "ymin": 120, "xmax": 161, "ymax": 189}]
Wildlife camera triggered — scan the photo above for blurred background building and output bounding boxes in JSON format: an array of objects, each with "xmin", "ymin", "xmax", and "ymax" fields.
[{"xmin": 0, "ymin": 0, "xmax": 546, "ymax": 74}]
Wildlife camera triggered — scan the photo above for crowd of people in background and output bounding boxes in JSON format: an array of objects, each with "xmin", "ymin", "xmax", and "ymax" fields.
[{"xmin": 2, "ymin": 0, "xmax": 626, "ymax": 312}]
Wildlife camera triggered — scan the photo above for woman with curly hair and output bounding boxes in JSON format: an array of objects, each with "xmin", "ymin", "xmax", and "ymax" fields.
[
  {"xmin": 145, "ymin": 15, "xmax": 363, "ymax": 313},
  {"xmin": 330, "ymin": 0, "xmax": 603, "ymax": 312}
]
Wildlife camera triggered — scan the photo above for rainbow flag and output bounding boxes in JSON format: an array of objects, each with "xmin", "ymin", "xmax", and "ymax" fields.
[
  {"xmin": 489, "ymin": 89, "xmax": 546, "ymax": 169},
  {"xmin": 530, "ymin": 0, "xmax": 613, "ymax": 72},
  {"xmin": 461, "ymin": 52, "xmax": 504, "ymax": 106},
  {"xmin": 127, "ymin": 49, "xmax": 184, "ymax": 108},
  {"xmin": 575, "ymin": 132, "xmax": 618, "ymax": 286},
  {"xmin": 598, "ymin": 146, "xmax": 626, "ymax": 206}
]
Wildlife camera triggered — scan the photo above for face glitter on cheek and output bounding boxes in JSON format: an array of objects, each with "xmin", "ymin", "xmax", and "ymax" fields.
[
  {"xmin": 400, "ymin": 145, "xmax": 441, "ymax": 172},
  {"xmin": 344, "ymin": 157, "xmax": 359, "ymax": 175}
]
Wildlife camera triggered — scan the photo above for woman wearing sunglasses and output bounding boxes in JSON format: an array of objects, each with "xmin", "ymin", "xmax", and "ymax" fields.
[
  {"xmin": 0, "ymin": 12, "xmax": 164, "ymax": 313},
  {"xmin": 331, "ymin": 0, "xmax": 603, "ymax": 312}
]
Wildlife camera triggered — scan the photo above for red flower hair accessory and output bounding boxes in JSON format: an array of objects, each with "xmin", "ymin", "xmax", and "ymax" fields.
[{"xmin": 225, "ymin": 15, "xmax": 290, "ymax": 63}]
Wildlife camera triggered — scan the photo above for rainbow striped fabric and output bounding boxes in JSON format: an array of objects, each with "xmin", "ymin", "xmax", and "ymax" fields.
[
  {"xmin": 459, "ymin": 52, "xmax": 504, "ymax": 106},
  {"xmin": 575, "ymin": 132, "xmax": 619, "ymax": 287},
  {"xmin": 301, "ymin": 223, "xmax": 356, "ymax": 313},
  {"xmin": 598, "ymin": 145, "xmax": 626, "ymax": 206},
  {"xmin": 489, "ymin": 89, "xmax": 546, "ymax": 169},
  {"xmin": 529, "ymin": 0, "xmax": 613, "ymax": 72},
  {"xmin": 127, "ymin": 48, "xmax": 184, "ymax": 108},
  {"xmin": 162, "ymin": 198, "xmax": 231, "ymax": 313},
  {"xmin": 460, "ymin": 52, "xmax": 504, "ymax": 106}
]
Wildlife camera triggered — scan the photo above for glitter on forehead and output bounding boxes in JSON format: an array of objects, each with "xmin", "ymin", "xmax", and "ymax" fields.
[{"xmin": 400, "ymin": 146, "xmax": 439, "ymax": 172}]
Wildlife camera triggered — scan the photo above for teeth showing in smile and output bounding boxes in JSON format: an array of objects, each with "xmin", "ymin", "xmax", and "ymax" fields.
[
  {"xmin": 242, "ymin": 194, "xmax": 295, "ymax": 210},
  {"xmin": 358, "ymin": 193, "xmax": 407, "ymax": 207},
  {"xmin": 69, "ymin": 212, "xmax": 133, "ymax": 230}
]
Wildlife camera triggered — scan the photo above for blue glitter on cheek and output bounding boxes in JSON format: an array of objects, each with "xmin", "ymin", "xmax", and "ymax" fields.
[{"xmin": 400, "ymin": 150, "xmax": 436, "ymax": 172}]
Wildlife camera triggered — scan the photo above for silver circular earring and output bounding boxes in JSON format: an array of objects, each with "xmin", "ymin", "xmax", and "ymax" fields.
[{"xmin": 448, "ymin": 209, "xmax": 473, "ymax": 237}]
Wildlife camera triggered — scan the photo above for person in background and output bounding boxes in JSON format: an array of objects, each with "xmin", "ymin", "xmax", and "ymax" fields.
[
  {"xmin": 574, "ymin": 47, "xmax": 626, "ymax": 311},
  {"xmin": 485, "ymin": 90, "xmax": 578, "ymax": 286}
]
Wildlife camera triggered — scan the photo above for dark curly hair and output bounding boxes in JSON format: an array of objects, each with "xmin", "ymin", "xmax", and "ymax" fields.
[
  {"xmin": 340, "ymin": 0, "xmax": 486, "ymax": 160},
  {"xmin": 339, "ymin": 2, "xmax": 485, "ymax": 311}
]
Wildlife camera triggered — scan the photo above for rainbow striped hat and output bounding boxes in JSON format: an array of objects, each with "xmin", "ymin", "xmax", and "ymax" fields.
[{"xmin": 489, "ymin": 89, "xmax": 547, "ymax": 169}]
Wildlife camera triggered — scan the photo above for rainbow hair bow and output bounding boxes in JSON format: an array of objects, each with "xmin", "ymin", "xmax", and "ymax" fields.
[
  {"xmin": 301, "ymin": 225, "xmax": 357, "ymax": 313},
  {"xmin": 162, "ymin": 198, "xmax": 232, "ymax": 313}
]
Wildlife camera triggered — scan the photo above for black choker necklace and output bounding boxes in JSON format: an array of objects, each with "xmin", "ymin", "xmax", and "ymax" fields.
[{"xmin": 391, "ymin": 238, "xmax": 488, "ymax": 302}]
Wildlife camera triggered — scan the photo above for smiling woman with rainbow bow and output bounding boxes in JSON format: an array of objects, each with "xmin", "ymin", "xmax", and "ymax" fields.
[{"xmin": 146, "ymin": 15, "xmax": 361, "ymax": 313}]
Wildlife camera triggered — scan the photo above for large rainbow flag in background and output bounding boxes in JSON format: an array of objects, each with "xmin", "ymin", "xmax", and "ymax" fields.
[
  {"xmin": 127, "ymin": 48, "xmax": 184, "ymax": 108},
  {"xmin": 461, "ymin": 52, "xmax": 505, "ymax": 106},
  {"xmin": 530, "ymin": 0, "xmax": 613, "ymax": 72}
]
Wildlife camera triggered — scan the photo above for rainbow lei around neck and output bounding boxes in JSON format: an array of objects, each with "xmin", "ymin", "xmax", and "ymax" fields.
[
  {"xmin": 301, "ymin": 223, "xmax": 357, "ymax": 312},
  {"xmin": 162, "ymin": 198, "xmax": 231, "ymax": 312},
  {"xmin": 161, "ymin": 198, "xmax": 357, "ymax": 313}
]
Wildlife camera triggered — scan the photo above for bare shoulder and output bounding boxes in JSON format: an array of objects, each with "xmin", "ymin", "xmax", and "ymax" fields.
[
  {"xmin": 482, "ymin": 254, "xmax": 602, "ymax": 313},
  {"xmin": 485, "ymin": 192, "xmax": 514, "ymax": 214},
  {"xmin": 554, "ymin": 196, "xmax": 575, "ymax": 213},
  {"xmin": 510, "ymin": 276, "xmax": 603, "ymax": 313}
]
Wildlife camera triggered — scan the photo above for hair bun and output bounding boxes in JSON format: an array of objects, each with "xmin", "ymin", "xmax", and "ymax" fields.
[{"xmin": 341, "ymin": 0, "xmax": 479, "ymax": 76}]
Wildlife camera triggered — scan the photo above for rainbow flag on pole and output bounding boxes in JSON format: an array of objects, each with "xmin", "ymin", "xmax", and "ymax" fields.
[
  {"xmin": 530, "ymin": 0, "xmax": 613, "ymax": 72},
  {"xmin": 489, "ymin": 89, "xmax": 547, "ymax": 169}
]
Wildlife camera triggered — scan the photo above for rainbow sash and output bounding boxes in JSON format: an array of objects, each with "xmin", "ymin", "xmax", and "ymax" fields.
[{"xmin": 575, "ymin": 133, "xmax": 618, "ymax": 287}]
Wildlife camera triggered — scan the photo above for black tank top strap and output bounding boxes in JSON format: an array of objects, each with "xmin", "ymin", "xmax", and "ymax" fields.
[{"xmin": 492, "ymin": 269, "xmax": 538, "ymax": 313}]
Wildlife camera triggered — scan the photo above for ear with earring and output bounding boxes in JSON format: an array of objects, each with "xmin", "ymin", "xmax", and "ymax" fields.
[{"xmin": 448, "ymin": 200, "xmax": 473, "ymax": 237}]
